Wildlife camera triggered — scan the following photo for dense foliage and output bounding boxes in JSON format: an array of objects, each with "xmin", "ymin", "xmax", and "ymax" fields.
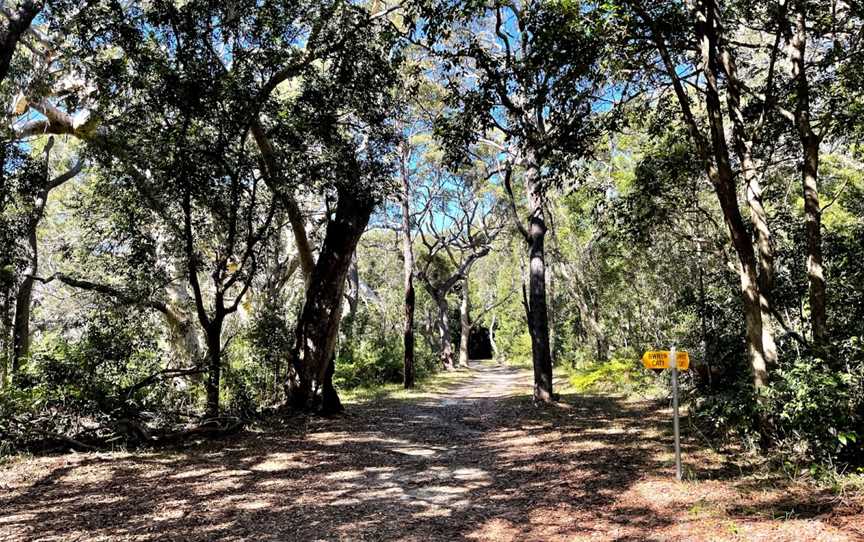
[{"xmin": 0, "ymin": 0, "xmax": 862, "ymax": 472}]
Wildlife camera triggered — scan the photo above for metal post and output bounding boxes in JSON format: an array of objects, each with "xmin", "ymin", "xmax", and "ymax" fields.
[{"xmin": 670, "ymin": 345, "xmax": 682, "ymax": 481}]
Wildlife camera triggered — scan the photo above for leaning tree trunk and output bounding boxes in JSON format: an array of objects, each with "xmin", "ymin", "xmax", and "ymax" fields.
[
  {"xmin": 523, "ymin": 160, "xmax": 554, "ymax": 402},
  {"xmin": 288, "ymin": 191, "xmax": 376, "ymax": 413},
  {"xmin": 687, "ymin": 0, "xmax": 768, "ymax": 390},
  {"xmin": 458, "ymin": 277, "xmax": 471, "ymax": 367},
  {"xmin": 791, "ymin": 8, "xmax": 827, "ymax": 347},
  {"xmin": 719, "ymin": 43, "xmax": 779, "ymax": 368},
  {"xmin": 0, "ymin": 1, "xmax": 42, "ymax": 85}
]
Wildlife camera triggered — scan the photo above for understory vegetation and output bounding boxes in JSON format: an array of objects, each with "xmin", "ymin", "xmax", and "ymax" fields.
[{"xmin": 1, "ymin": 0, "xmax": 862, "ymax": 480}]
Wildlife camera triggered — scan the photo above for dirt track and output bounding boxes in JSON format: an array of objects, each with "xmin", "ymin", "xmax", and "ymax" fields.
[{"xmin": 1, "ymin": 361, "xmax": 862, "ymax": 541}]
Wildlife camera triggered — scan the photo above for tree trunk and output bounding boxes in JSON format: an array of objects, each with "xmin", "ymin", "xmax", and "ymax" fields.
[
  {"xmin": 0, "ymin": 1, "xmax": 42, "ymax": 84},
  {"xmin": 801, "ymin": 139, "xmax": 826, "ymax": 345},
  {"xmin": 523, "ymin": 161, "xmax": 554, "ymax": 402},
  {"xmin": 400, "ymin": 153, "xmax": 416, "ymax": 388},
  {"xmin": 744, "ymin": 173, "xmax": 778, "ymax": 366},
  {"xmin": 288, "ymin": 190, "xmax": 375, "ymax": 413},
  {"xmin": 546, "ymin": 262, "xmax": 557, "ymax": 366},
  {"xmin": 12, "ymin": 226, "xmax": 37, "ymax": 373},
  {"xmin": 696, "ymin": 0, "xmax": 768, "ymax": 389},
  {"xmin": 435, "ymin": 294, "xmax": 455, "ymax": 370},
  {"xmin": 340, "ymin": 257, "xmax": 360, "ymax": 356},
  {"xmin": 458, "ymin": 277, "xmax": 471, "ymax": 367},
  {"xmin": 698, "ymin": 250, "xmax": 713, "ymax": 389},
  {"xmin": 1, "ymin": 284, "xmax": 12, "ymax": 389},
  {"xmin": 791, "ymin": 8, "xmax": 827, "ymax": 346},
  {"xmin": 403, "ymin": 276, "xmax": 416, "ymax": 388},
  {"xmin": 204, "ymin": 317, "xmax": 224, "ymax": 419},
  {"xmin": 718, "ymin": 44, "xmax": 779, "ymax": 368}
]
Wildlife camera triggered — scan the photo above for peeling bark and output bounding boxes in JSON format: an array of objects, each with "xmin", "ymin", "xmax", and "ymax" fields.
[
  {"xmin": 718, "ymin": 41, "xmax": 778, "ymax": 368},
  {"xmin": 637, "ymin": 0, "xmax": 769, "ymax": 389},
  {"xmin": 694, "ymin": 0, "xmax": 768, "ymax": 388}
]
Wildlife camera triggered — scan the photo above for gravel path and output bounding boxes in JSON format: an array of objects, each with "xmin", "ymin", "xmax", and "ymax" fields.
[{"xmin": 1, "ymin": 361, "xmax": 861, "ymax": 541}]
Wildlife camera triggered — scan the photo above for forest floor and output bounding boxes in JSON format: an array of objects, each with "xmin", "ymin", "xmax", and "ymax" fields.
[{"xmin": 1, "ymin": 361, "xmax": 863, "ymax": 542}]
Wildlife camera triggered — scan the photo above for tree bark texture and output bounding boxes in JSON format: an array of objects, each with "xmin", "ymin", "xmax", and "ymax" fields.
[
  {"xmin": 523, "ymin": 160, "xmax": 554, "ymax": 402},
  {"xmin": 0, "ymin": 1, "xmax": 42, "ymax": 84},
  {"xmin": 11, "ymin": 226, "xmax": 36, "ymax": 372},
  {"xmin": 288, "ymin": 190, "xmax": 376, "ymax": 413},
  {"xmin": 718, "ymin": 41, "xmax": 778, "ymax": 367},
  {"xmin": 204, "ymin": 317, "xmax": 224, "ymax": 419},
  {"xmin": 400, "ymin": 149, "xmax": 416, "ymax": 388},
  {"xmin": 695, "ymin": 0, "xmax": 768, "ymax": 388},
  {"xmin": 791, "ymin": 8, "xmax": 827, "ymax": 346},
  {"xmin": 434, "ymin": 294, "xmax": 455, "ymax": 370}
]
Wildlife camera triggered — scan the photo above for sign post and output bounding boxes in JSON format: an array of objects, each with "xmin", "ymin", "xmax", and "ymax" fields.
[
  {"xmin": 670, "ymin": 346, "xmax": 682, "ymax": 481},
  {"xmin": 641, "ymin": 347, "xmax": 688, "ymax": 481}
]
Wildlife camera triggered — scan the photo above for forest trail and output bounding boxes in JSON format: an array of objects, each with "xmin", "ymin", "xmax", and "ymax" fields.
[{"xmin": 1, "ymin": 360, "xmax": 862, "ymax": 542}]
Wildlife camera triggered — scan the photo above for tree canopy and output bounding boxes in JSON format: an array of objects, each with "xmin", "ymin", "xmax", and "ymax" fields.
[{"xmin": 1, "ymin": 0, "xmax": 863, "ymax": 475}]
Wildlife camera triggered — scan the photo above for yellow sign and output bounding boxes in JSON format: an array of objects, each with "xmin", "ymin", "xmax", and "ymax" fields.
[{"xmin": 642, "ymin": 351, "xmax": 689, "ymax": 370}]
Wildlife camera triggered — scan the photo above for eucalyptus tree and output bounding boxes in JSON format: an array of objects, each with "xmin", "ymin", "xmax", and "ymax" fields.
[
  {"xmin": 9, "ymin": 140, "xmax": 81, "ymax": 372},
  {"xmin": 778, "ymin": 0, "xmax": 863, "ymax": 348},
  {"xmin": 274, "ymin": 9, "xmax": 404, "ymax": 414},
  {"xmin": 5, "ymin": 0, "xmax": 404, "ymax": 415},
  {"xmin": 422, "ymin": 0, "xmax": 610, "ymax": 401},
  {"xmin": 620, "ymin": 0, "xmax": 864, "ymax": 386},
  {"xmin": 1, "ymin": 0, "xmax": 82, "ymax": 382},
  {"xmin": 414, "ymin": 172, "xmax": 503, "ymax": 370},
  {"xmin": 619, "ymin": 0, "xmax": 780, "ymax": 389},
  {"xmin": 55, "ymin": 2, "xmax": 306, "ymax": 418}
]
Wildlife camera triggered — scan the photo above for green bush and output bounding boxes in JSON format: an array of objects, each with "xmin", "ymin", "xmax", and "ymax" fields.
[
  {"xmin": 564, "ymin": 348, "xmax": 659, "ymax": 395},
  {"xmin": 335, "ymin": 336, "xmax": 404, "ymax": 389},
  {"xmin": 763, "ymin": 354, "xmax": 863, "ymax": 464},
  {"xmin": 693, "ymin": 345, "xmax": 864, "ymax": 466},
  {"xmin": 0, "ymin": 308, "xmax": 171, "ymax": 452}
]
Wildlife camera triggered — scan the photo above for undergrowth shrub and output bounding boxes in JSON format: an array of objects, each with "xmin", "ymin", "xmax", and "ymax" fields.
[
  {"xmin": 563, "ymin": 348, "xmax": 660, "ymax": 395},
  {"xmin": 693, "ymin": 342, "xmax": 864, "ymax": 468},
  {"xmin": 335, "ymin": 335, "xmax": 404, "ymax": 388},
  {"xmin": 0, "ymin": 309, "xmax": 174, "ymax": 452}
]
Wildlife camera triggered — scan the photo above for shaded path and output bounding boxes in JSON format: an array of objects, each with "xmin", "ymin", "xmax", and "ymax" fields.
[{"xmin": 1, "ymin": 361, "xmax": 861, "ymax": 541}]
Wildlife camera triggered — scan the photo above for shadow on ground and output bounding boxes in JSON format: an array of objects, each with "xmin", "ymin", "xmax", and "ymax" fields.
[{"xmin": 1, "ymin": 363, "xmax": 861, "ymax": 541}]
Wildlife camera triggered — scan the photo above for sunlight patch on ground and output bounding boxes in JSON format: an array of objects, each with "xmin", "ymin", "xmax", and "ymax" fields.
[
  {"xmin": 235, "ymin": 499, "xmax": 271, "ymax": 510},
  {"xmin": 324, "ymin": 469, "xmax": 364, "ymax": 481},
  {"xmin": 390, "ymin": 445, "xmax": 441, "ymax": 457},
  {"xmin": 170, "ymin": 467, "xmax": 219, "ymax": 480},
  {"xmin": 250, "ymin": 452, "xmax": 306, "ymax": 472},
  {"xmin": 152, "ymin": 502, "xmax": 188, "ymax": 522},
  {"xmin": 466, "ymin": 518, "xmax": 521, "ymax": 540}
]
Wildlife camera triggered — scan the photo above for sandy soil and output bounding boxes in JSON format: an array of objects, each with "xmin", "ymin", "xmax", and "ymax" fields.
[{"xmin": 1, "ymin": 361, "xmax": 862, "ymax": 541}]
